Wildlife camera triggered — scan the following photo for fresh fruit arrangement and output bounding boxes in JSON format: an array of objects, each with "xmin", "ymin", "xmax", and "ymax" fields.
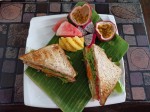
[{"xmin": 52, "ymin": 2, "xmax": 120, "ymax": 52}]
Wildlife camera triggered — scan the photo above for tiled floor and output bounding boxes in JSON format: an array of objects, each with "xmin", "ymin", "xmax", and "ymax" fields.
[{"xmin": 0, "ymin": 1, "xmax": 150, "ymax": 111}]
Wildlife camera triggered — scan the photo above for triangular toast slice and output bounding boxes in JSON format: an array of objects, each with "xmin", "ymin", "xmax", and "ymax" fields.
[
  {"xmin": 92, "ymin": 44, "xmax": 121, "ymax": 105},
  {"xmin": 19, "ymin": 44, "xmax": 76, "ymax": 82}
]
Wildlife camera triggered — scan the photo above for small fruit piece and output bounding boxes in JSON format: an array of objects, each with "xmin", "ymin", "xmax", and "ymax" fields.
[
  {"xmin": 66, "ymin": 38, "xmax": 82, "ymax": 50},
  {"xmin": 83, "ymin": 21, "xmax": 94, "ymax": 34},
  {"xmin": 61, "ymin": 37, "xmax": 76, "ymax": 52},
  {"xmin": 78, "ymin": 27, "xmax": 87, "ymax": 36},
  {"xmin": 69, "ymin": 3, "xmax": 92, "ymax": 26},
  {"xmin": 96, "ymin": 21, "xmax": 116, "ymax": 41},
  {"xmin": 59, "ymin": 36, "xmax": 84, "ymax": 52},
  {"xmin": 59, "ymin": 38, "xmax": 68, "ymax": 51},
  {"xmin": 84, "ymin": 34, "xmax": 96, "ymax": 48},
  {"xmin": 72, "ymin": 36, "xmax": 84, "ymax": 47},
  {"xmin": 80, "ymin": 37, "xmax": 84, "ymax": 43},
  {"xmin": 52, "ymin": 18, "xmax": 67, "ymax": 32},
  {"xmin": 56, "ymin": 21, "xmax": 82, "ymax": 37}
]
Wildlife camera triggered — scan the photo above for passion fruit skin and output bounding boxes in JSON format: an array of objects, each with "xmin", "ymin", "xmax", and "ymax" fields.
[
  {"xmin": 96, "ymin": 21, "xmax": 117, "ymax": 42},
  {"xmin": 69, "ymin": 3, "xmax": 92, "ymax": 26}
]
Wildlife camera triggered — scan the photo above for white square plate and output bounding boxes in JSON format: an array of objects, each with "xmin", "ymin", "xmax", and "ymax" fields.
[{"xmin": 24, "ymin": 14, "xmax": 126, "ymax": 108}]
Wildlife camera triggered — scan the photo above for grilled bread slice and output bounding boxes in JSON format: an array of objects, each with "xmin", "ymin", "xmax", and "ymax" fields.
[
  {"xmin": 84, "ymin": 44, "xmax": 122, "ymax": 105},
  {"xmin": 93, "ymin": 44, "xmax": 121, "ymax": 105},
  {"xmin": 19, "ymin": 44, "xmax": 76, "ymax": 82}
]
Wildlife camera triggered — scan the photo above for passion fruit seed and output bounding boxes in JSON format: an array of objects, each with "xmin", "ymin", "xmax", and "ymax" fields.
[
  {"xmin": 72, "ymin": 10, "xmax": 88, "ymax": 24},
  {"xmin": 98, "ymin": 23, "xmax": 114, "ymax": 38}
]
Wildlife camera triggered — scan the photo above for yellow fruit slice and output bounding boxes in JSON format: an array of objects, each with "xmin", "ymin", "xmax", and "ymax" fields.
[
  {"xmin": 59, "ymin": 39, "xmax": 69, "ymax": 51},
  {"xmin": 61, "ymin": 37, "xmax": 77, "ymax": 52},
  {"xmin": 73, "ymin": 36, "xmax": 84, "ymax": 47},
  {"xmin": 59, "ymin": 36, "xmax": 84, "ymax": 52},
  {"xmin": 80, "ymin": 37, "xmax": 84, "ymax": 43},
  {"xmin": 66, "ymin": 37, "xmax": 83, "ymax": 50}
]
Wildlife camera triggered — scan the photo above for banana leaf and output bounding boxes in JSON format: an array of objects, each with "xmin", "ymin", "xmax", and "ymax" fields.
[{"xmin": 96, "ymin": 34, "xmax": 129, "ymax": 62}]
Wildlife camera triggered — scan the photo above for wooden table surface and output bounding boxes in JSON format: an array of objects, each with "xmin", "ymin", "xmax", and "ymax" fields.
[{"xmin": 0, "ymin": 0, "xmax": 150, "ymax": 112}]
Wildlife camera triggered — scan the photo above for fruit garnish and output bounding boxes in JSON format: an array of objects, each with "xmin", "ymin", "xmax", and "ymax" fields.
[
  {"xmin": 59, "ymin": 36, "xmax": 84, "ymax": 52},
  {"xmin": 52, "ymin": 17, "xmax": 67, "ymax": 32},
  {"xmin": 84, "ymin": 34, "xmax": 96, "ymax": 48},
  {"xmin": 96, "ymin": 21, "xmax": 116, "ymax": 41},
  {"xmin": 60, "ymin": 37, "xmax": 76, "ymax": 52},
  {"xmin": 69, "ymin": 3, "xmax": 92, "ymax": 26},
  {"xmin": 83, "ymin": 21, "xmax": 94, "ymax": 34},
  {"xmin": 78, "ymin": 26, "xmax": 87, "ymax": 36},
  {"xmin": 56, "ymin": 21, "xmax": 82, "ymax": 37}
]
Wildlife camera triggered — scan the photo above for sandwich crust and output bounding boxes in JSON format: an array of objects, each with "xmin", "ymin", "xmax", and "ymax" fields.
[{"xmin": 19, "ymin": 44, "xmax": 76, "ymax": 82}]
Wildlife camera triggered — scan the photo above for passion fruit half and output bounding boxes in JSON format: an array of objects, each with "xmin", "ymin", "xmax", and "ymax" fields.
[
  {"xmin": 96, "ymin": 21, "xmax": 116, "ymax": 41},
  {"xmin": 69, "ymin": 3, "xmax": 92, "ymax": 26}
]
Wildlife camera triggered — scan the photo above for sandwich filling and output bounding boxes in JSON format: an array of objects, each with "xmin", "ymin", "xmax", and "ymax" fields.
[
  {"xmin": 24, "ymin": 61, "xmax": 75, "ymax": 82},
  {"xmin": 84, "ymin": 44, "xmax": 122, "ymax": 105},
  {"xmin": 84, "ymin": 48, "xmax": 100, "ymax": 100}
]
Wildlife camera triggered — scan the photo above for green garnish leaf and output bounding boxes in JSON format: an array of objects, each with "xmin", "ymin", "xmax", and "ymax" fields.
[
  {"xmin": 84, "ymin": 49, "xmax": 96, "ymax": 80},
  {"xmin": 114, "ymin": 81, "xmax": 124, "ymax": 93},
  {"xmin": 114, "ymin": 61, "xmax": 120, "ymax": 66}
]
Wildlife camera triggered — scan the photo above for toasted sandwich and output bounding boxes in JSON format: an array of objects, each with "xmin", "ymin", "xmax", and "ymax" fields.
[
  {"xmin": 19, "ymin": 44, "xmax": 77, "ymax": 82},
  {"xmin": 83, "ymin": 44, "xmax": 122, "ymax": 105}
]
